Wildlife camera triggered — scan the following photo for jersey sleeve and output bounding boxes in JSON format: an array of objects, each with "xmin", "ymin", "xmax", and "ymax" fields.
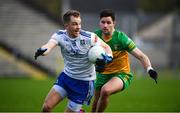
[
  {"xmin": 91, "ymin": 33, "xmax": 102, "ymax": 46},
  {"xmin": 120, "ymin": 32, "xmax": 136, "ymax": 52},
  {"xmin": 49, "ymin": 32, "xmax": 59, "ymax": 45},
  {"xmin": 49, "ymin": 30, "xmax": 66, "ymax": 45}
]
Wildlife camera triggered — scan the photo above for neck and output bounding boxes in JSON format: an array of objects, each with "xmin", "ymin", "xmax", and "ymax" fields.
[{"xmin": 67, "ymin": 31, "xmax": 77, "ymax": 39}]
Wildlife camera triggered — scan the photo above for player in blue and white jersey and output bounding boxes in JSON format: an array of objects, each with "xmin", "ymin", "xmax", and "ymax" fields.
[{"xmin": 34, "ymin": 10, "xmax": 113, "ymax": 113}]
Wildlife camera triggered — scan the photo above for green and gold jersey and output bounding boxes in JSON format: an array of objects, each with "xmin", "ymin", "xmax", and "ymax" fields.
[{"xmin": 95, "ymin": 29, "xmax": 136, "ymax": 74}]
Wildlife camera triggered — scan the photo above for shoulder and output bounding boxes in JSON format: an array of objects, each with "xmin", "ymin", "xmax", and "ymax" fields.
[
  {"xmin": 114, "ymin": 30, "xmax": 126, "ymax": 37},
  {"xmin": 55, "ymin": 30, "xmax": 66, "ymax": 35},
  {"xmin": 94, "ymin": 29, "xmax": 102, "ymax": 37},
  {"xmin": 80, "ymin": 30, "xmax": 94, "ymax": 38},
  {"xmin": 114, "ymin": 30, "xmax": 129, "ymax": 41},
  {"xmin": 51, "ymin": 30, "xmax": 66, "ymax": 37},
  {"xmin": 51, "ymin": 30, "xmax": 67, "ymax": 43},
  {"xmin": 116, "ymin": 30, "xmax": 136, "ymax": 51},
  {"xmin": 52, "ymin": 30, "xmax": 67, "ymax": 38}
]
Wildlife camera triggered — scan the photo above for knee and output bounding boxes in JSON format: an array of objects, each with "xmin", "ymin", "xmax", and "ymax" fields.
[
  {"xmin": 100, "ymin": 87, "xmax": 111, "ymax": 98},
  {"xmin": 42, "ymin": 102, "xmax": 52, "ymax": 112}
]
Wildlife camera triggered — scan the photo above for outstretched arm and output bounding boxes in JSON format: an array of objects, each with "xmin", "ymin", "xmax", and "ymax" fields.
[
  {"xmin": 130, "ymin": 48, "xmax": 158, "ymax": 83},
  {"xmin": 34, "ymin": 40, "xmax": 57, "ymax": 60}
]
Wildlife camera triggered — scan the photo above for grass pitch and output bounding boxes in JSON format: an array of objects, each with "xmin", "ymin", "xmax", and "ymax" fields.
[{"xmin": 0, "ymin": 70, "xmax": 180, "ymax": 112}]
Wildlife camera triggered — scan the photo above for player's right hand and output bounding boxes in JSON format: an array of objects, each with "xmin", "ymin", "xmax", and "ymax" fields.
[
  {"xmin": 148, "ymin": 69, "xmax": 158, "ymax": 84},
  {"xmin": 34, "ymin": 48, "xmax": 47, "ymax": 60}
]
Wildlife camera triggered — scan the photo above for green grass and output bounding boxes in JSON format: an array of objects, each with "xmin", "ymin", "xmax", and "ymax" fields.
[
  {"xmin": 106, "ymin": 78, "xmax": 180, "ymax": 112},
  {"xmin": 0, "ymin": 78, "xmax": 54, "ymax": 112},
  {"xmin": 0, "ymin": 71, "xmax": 180, "ymax": 112}
]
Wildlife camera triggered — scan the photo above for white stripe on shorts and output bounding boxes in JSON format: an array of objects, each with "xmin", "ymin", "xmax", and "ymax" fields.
[{"xmin": 53, "ymin": 85, "xmax": 67, "ymax": 98}]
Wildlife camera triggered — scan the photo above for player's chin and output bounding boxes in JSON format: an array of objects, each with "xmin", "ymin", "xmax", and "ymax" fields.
[
  {"xmin": 103, "ymin": 31, "xmax": 110, "ymax": 35},
  {"xmin": 102, "ymin": 29, "xmax": 109, "ymax": 34},
  {"xmin": 73, "ymin": 31, "xmax": 80, "ymax": 37}
]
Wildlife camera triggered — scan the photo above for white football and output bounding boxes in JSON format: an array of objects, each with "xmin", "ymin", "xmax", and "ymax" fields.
[{"xmin": 88, "ymin": 45, "xmax": 105, "ymax": 63}]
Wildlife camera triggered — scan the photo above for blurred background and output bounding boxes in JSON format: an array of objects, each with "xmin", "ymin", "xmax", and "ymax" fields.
[{"xmin": 0, "ymin": 0, "xmax": 180, "ymax": 112}]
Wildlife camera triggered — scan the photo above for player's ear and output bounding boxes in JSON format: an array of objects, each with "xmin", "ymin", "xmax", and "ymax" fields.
[{"xmin": 113, "ymin": 21, "xmax": 116, "ymax": 25}]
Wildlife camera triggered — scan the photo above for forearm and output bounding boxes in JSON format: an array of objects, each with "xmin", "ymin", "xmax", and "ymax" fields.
[
  {"xmin": 42, "ymin": 40, "xmax": 57, "ymax": 55},
  {"xmin": 138, "ymin": 54, "xmax": 152, "ymax": 72},
  {"xmin": 130, "ymin": 48, "xmax": 152, "ymax": 70},
  {"xmin": 131, "ymin": 48, "xmax": 158, "ymax": 83},
  {"xmin": 40, "ymin": 44, "xmax": 51, "ymax": 56},
  {"xmin": 34, "ymin": 40, "xmax": 57, "ymax": 60}
]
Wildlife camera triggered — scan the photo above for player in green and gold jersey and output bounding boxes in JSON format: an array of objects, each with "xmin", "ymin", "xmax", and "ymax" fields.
[{"xmin": 91, "ymin": 9, "xmax": 158, "ymax": 112}]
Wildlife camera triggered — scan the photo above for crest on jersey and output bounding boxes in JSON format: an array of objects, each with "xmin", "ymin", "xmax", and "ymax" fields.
[{"xmin": 80, "ymin": 39, "xmax": 86, "ymax": 45}]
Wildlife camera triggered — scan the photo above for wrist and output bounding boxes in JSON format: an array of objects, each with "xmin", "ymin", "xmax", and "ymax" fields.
[{"xmin": 146, "ymin": 66, "xmax": 153, "ymax": 73}]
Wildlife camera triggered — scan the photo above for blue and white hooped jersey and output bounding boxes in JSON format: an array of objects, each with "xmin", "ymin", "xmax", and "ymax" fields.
[{"xmin": 49, "ymin": 29, "xmax": 101, "ymax": 81}]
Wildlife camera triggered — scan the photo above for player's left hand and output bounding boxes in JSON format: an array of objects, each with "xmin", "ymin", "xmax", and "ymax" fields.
[
  {"xmin": 101, "ymin": 53, "xmax": 113, "ymax": 64},
  {"xmin": 148, "ymin": 69, "xmax": 158, "ymax": 84},
  {"xmin": 95, "ymin": 54, "xmax": 113, "ymax": 72},
  {"xmin": 34, "ymin": 48, "xmax": 47, "ymax": 60}
]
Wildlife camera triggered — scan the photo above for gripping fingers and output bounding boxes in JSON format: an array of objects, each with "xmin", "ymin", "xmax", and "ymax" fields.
[{"xmin": 34, "ymin": 48, "xmax": 47, "ymax": 60}]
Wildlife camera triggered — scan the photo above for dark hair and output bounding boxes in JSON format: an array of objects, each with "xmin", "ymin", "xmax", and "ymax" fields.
[
  {"xmin": 100, "ymin": 9, "xmax": 115, "ymax": 21},
  {"xmin": 63, "ymin": 10, "xmax": 80, "ymax": 23}
]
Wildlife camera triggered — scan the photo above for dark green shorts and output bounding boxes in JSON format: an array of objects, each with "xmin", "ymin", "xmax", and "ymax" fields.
[{"xmin": 95, "ymin": 72, "xmax": 133, "ymax": 90}]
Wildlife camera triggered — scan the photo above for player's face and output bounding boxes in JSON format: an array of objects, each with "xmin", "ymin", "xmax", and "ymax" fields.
[
  {"xmin": 66, "ymin": 16, "xmax": 81, "ymax": 38},
  {"xmin": 99, "ymin": 17, "xmax": 115, "ymax": 36}
]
